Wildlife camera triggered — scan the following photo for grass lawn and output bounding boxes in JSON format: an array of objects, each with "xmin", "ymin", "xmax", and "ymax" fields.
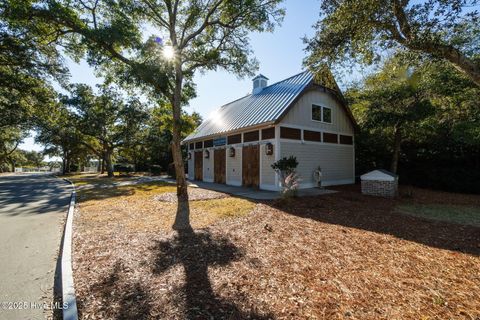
[
  {"xmin": 397, "ymin": 203, "xmax": 480, "ymax": 227},
  {"xmin": 71, "ymin": 176, "xmax": 480, "ymax": 319}
]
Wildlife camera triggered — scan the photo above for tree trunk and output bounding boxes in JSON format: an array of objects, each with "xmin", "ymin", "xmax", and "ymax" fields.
[
  {"xmin": 97, "ymin": 157, "xmax": 102, "ymax": 172},
  {"xmin": 62, "ymin": 157, "xmax": 66, "ymax": 175},
  {"xmin": 390, "ymin": 126, "xmax": 402, "ymax": 174},
  {"xmin": 64, "ymin": 150, "xmax": 71, "ymax": 174},
  {"xmin": 171, "ymin": 61, "xmax": 191, "ymax": 231},
  {"xmin": 105, "ymin": 148, "xmax": 114, "ymax": 178},
  {"xmin": 101, "ymin": 152, "xmax": 105, "ymax": 174}
]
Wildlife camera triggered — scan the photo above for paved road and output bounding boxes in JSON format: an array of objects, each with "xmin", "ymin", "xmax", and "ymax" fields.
[{"xmin": 0, "ymin": 174, "xmax": 71, "ymax": 320}]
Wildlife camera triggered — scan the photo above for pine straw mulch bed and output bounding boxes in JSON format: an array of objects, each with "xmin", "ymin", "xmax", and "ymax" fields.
[
  {"xmin": 154, "ymin": 188, "xmax": 229, "ymax": 202},
  {"xmin": 73, "ymin": 185, "xmax": 480, "ymax": 320}
]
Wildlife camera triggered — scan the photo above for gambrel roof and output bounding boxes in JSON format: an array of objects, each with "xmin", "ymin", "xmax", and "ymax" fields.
[{"xmin": 184, "ymin": 71, "xmax": 356, "ymax": 142}]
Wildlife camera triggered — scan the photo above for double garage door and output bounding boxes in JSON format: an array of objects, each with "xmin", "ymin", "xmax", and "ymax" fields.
[{"xmin": 194, "ymin": 145, "xmax": 259, "ymax": 188}]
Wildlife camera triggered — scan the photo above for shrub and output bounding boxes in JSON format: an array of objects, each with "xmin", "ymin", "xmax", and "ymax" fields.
[
  {"xmin": 271, "ymin": 156, "xmax": 300, "ymax": 198},
  {"xmin": 114, "ymin": 164, "xmax": 134, "ymax": 175},
  {"xmin": 282, "ymin": 172, "xmax": 300, "ymax": 198},
  {"xmin": 150, "ymin": 165, "xmax": 162, "ymax": 176},
  {"xmin": 271, "ymin": 156, "xmax": 298, "ymax": 175}
]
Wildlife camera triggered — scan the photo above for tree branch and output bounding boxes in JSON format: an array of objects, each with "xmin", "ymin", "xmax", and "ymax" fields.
[
  {"xmin": 141, "ymin": 0, "xmax": 170, "ymax": 28},
  {"xmin": 392, "ymin": 0, "xmax": 412, "ymax": 40},
  {"xmin": 179, "ymin": 0, "xmax": 224, "ymax": 49}
]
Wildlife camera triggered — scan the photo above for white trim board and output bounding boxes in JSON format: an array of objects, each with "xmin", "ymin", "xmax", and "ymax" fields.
[{"xmin": 277, "ymin": 123, "xmax": 354, "ymax": 136}]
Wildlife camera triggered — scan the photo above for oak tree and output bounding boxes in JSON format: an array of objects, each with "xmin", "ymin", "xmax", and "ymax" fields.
[
  {"xmin": 9, "ymin": 0, "xmax": 284, "ymax": 229},
  {"xmin": 305, "ymin": 0, "xmax": 480, "ymax": 87}
]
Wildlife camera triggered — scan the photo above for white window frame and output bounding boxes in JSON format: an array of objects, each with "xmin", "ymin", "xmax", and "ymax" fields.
[
  {"xmin": 322, "ymin": 106, "xmax": 332, "ymax": 124},
  {"xmin": 311, "ymin": 104, "xmax": 332, "ymax": 124}
]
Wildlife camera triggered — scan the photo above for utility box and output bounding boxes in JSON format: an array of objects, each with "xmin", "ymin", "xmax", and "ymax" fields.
[{"xmin": 361, "ymin": 169, "xmax": 398, "ymax": 198}]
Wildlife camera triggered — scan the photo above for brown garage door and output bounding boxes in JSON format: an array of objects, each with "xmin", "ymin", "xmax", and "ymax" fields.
[
  {"xmin": 242, "ymin": 144, "xmax": 259, "ymax": 188},
  {"xmin": 194, "ymin": 151, "xmax": 203, "ymax": 181},
  {"xmin": 214, "ymin": 149, "xmax": 226, "ymax": 184}
]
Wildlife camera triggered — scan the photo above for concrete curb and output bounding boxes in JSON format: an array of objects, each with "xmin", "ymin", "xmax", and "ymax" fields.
[{"xmin": 61, "ymin": 178, "xmax": 78, "ymax": 320}]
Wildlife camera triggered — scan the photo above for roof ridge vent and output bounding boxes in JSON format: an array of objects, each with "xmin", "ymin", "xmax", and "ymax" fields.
[{"xmin": 252, "ymin": 74, "xmax": 268, "ymax": 94}]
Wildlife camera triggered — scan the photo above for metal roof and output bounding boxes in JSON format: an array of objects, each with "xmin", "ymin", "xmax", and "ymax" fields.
[
  {"xmin": 184, "ymin": 71, "xmax": 313, "ymax": 142},
  {"xmin": 361, "ymin": 169, "xmax": 398, "ymax": 181}
]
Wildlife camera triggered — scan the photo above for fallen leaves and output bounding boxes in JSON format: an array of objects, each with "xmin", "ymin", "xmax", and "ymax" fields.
[{"xmin": 72, "ymin": 180, "xmax": 480, "ymax": 319}]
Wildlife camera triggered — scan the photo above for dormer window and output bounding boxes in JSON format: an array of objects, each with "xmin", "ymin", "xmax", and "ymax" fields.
[{"xmin": 312, "ymin": 104, "xmax": 332, "ymax": 124}]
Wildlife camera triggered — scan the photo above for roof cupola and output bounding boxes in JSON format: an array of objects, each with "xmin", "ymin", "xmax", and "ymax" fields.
[{"xmin": 252, "ymin": 74, "xmax": 269, "ymax": 94}]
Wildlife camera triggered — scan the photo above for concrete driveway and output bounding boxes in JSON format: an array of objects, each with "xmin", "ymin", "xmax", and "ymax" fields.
[{"xmin": 0, "ymin": 173, "xmax": 71, "ymax": 320}]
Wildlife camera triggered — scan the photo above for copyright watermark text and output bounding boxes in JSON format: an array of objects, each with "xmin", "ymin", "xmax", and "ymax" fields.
[{"xmin": 0, "ymin": 301, "xmax": 68, "ymax": 310}]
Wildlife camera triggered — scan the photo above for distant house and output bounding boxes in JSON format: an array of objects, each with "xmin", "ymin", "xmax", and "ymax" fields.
[{"xmin": 183, "ymin": 71, "xmax": 357, "ymax": 191}]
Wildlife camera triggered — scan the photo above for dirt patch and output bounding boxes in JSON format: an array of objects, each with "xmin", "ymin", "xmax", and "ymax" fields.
[
  {"xmin": 154, "ymin": 188, "xmax": 229, "ymax": 202},
  {"xmin": 73, "ymin": 184, "xmax": 480, "ymax": 319}
]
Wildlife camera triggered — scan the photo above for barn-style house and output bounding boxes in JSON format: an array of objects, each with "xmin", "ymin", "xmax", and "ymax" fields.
[{"xmin": 183, "ymin": 71, "xmax": 357, "ymax": 191}]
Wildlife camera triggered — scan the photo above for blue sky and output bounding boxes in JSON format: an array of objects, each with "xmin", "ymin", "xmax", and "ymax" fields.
[{"xmin": 21, "ymin": 0, "xmax": 357, "ymax": 153}]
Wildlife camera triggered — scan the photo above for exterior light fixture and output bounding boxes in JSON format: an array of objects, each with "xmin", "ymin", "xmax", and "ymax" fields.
[
  {"xmin": 188, "ymin": 152, "xmax": 191, "ymax": 160},
  {"xmin": 265, "ymin": 143, "xmax": 274, "ymax": 155},
  {"xmin": 204, "ymin": 150, "xmax": 210, "ymax": 159},
  {"xmin": 228, "ymin": 147, "xmax": 235, "ymax": 157}
]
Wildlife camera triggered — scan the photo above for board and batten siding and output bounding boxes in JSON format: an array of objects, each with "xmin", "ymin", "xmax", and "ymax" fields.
[
  {"xmin": 260, "ymin": 144, "xmax": 276, "ymax": 188},
  {"xmin": 187, "ymin": 153, "xmax": 194, "ymax": 179},
  {"xmin": 203, "ymin": 148, "xmax": 214, "ymax": 182},
  {"xmin": 226, "ymin": 146, "xmax": 242, "ymax": 186},
  {"xmin": 281, "ymin": 89, "xmax": 354, "ymax": 134},
  {"xmin": 280, "ymin": 141, "xmax": 354, "ymax": 187}
]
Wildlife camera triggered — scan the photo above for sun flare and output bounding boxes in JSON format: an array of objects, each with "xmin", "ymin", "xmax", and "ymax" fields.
[{"xmin": 162, "ymin": 45, "xmax": 175, "ymax": 60}]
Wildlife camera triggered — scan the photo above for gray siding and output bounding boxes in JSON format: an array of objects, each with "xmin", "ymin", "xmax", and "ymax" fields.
[
  {"xmin": 187, "ymin": 153, "xmax": 194, "ymax": 179},
  {"xmin": 226, "ymin": 146, "xmax": 242, "ymax": 186},
  {"xmin": 281, "ymin": 90, "xmax": 354, "ymax": 134},
  {"xmin": 203, "ymin": 148, "xmax": 214, "ymax": 182},
  {"xmin": 280, "ymin": 141, "xmax": 354, "ymax": 187},
  {"xmin": 260, "ymin": 144, "xmax": 276, "ymax": 186}
]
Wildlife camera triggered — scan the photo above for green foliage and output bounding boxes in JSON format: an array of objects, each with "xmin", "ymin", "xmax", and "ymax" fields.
[
  {"xmin": 113, "ymin": 163, "xmax": 134, "ymax": 174},
  {"xmin": 1, "ymin": 2, "xmax": 65, "ymax": 129},
  {"xmin": 6, "ymin": 0, "xmax": 285, "ymax": 230},
  {"xmin": 34, "ymin": 86, "xmax": 202, "ymax": 174},
  {"xmin": 350, "ymin": 54, "xmax": 480, "ymax": 193},
  {"xmin": 305, "ymin": 0, "xmax": 480, "ymax": 86},
  {"xmin": 150, "ymin": 165, "xmax": 162, "ymax": 176},
  {"xmin": 271, "ymin": 157, "xmax": 299, "ymax": 199},
  {"xmin": 22, "ymin": 150, "xmax": 45, "ymax": 167},
  {"xmin": 0, "ymin": 127, "xmax": 27, "ymax": 171},
  {"xmin": 6, "ymin": 0, "xmax": 285, "ymax": 100},
  {"xmin": 271, "ymin": 156, "xmax": 298, "ymax": 175},
  {"xmin": 63, "ymin": 84, "xmax": 149, "ymax": 150}
]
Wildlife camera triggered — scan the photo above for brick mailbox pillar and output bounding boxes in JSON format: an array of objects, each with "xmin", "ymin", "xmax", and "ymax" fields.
[{"xmin": 360, "ymin": 169, "xmax": 398, "ymax": 198}]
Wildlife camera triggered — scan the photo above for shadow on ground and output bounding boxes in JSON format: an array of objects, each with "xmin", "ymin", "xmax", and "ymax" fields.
[
  {"xmin": 0, "ymin": 174, "xmax": 71, "ymax": 216},
  {"xmin": 85, "ymin": 262, "xmax": 152, "ymax": 320},
  {"xmin": 150, "ymin": 227, "xmax": 272, "ymax": 319},
  {"xmin": 271, "ymin": 185, "xmax": 480, "ymax": 256},
  {"xmin": 83, "ymin": 227, "xmax": 272, "ymax": 319},
  {"xmin": 75, "ymin": 180, "xmax": 172, "ymax": 202}
]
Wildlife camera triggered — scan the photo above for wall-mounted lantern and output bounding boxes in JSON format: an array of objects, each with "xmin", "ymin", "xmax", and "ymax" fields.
[
  {"xmin": 188, "ymin": 152, "xmax": 191, "ymax": 160},
  {"xmin": 265, "ymin": 143, "xmax": 274, "ymax": 155},
  {"xmin": 228, "ymin": 147, "xmax": 235, "ymax": 157},
  {"xmin": 204, "ymin": 150, "xmax": 210, "ymax": 159}
]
